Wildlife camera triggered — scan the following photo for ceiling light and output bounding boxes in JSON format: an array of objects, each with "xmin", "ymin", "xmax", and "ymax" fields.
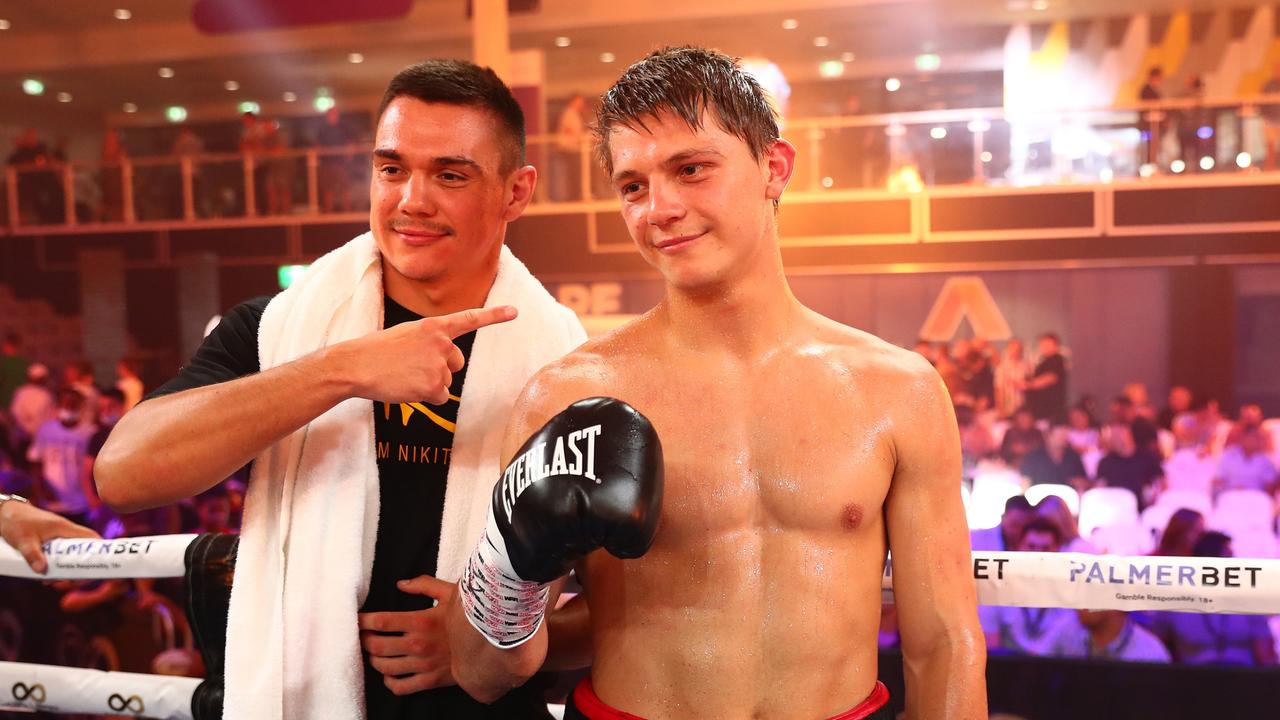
[
  {"xmin": 348, "ymin": 52, "xmax": 364, "ymax": 64},
  {"xmin": 1199, "ymin": 156, "xmax": 1215, "ymax": 171},
  {"xmin": 600, "ymin": 52, "xmax": 616, "ymax": 63},
  {"xmin": 813, "ymin": 36, "xmax": 830, "ymax": 48},
  {"xmin": 821, "ymin": 177, "xmax": 834, "ymax": 188},
  {"xmin": 158, "ymin": 67, "xmax": 175, "ymax": 78},
  {"xmin": 1099, "ymin": 167, "xmax": 1114, "ymax": 183},
  {"xmin": 915, "ymin": 53, "xmax": 941, "ymax": 72},
  {"xmin": 1170, "ymin": 159, "xmax": 1185, "ymax": 173},
  {"xmin": 1237, "ymin": 152, "xmax": 1252, "ymax": 169},
  {"xmin": 21, "ymin": 79, "xmax": 44, "ymax": 96},
  {"xmin": 554, "ymin": 36, "xmax": 571, "ymax": 48},
  {"xmin": 840, "ymin": 52, "xmax": 855, "ymax": 63},
  {"xmin": 282, "ymin": 91, "xmax": 297, "ymax": 102},
  {"xmin": 1138, "ymin": 163, "xmax": 1156, "ymax": 178},
  {"xmin": 967, "ymin": 118, "xmax": 991, "ymax": 132},
  {"xmin": 1006, "ymin": 0, "xmax": 1030, "ymax": 9},
  {"xmin": 930, "ymin": 126, "xmax": 947, "ymax": 139},
  {"xmin": 0, "ymin": 19, "xmax": 11, "ymax": 30},
  {"xmin": 818, "ymin": 61, "xmax": 845, "ymax": 79},
  {"xmin": 314, "ymin": 95, "xmax": 336, "ymax": 112},
  {"xmin": 224, "ymin": 80, "xmax": 240, "ymax": 91},
  {"xmin": 56, "ymin": 92, "xmax": 72, "ymax": 103},
  {"xmin": 1030, "ymin": 0, "xmax": 1049, "ymax": 9},
  {"xmin": 980, "ymin": 151, "xmax": 993, "ymax": 163},
  {"xmin": 123, "ymin": 102, "xmax": 138, "ymax": 113},
  {"xmin": 114, "ymin": 8, "xmax": 132, "ymax": 20},
  {"xmin": 781, "ymin": 18, "xmax": 799, "ymax": 30},
  {"xmin": 166, "ymin": 106, "xmax": 188, "ymax": 123},
  {"xmin": 238, "ymin": 101, "xmax": 260, "ymax": 114},
  {"xmin": 885, "ymin": 77, "xmax": 901, "ymax": 92}
]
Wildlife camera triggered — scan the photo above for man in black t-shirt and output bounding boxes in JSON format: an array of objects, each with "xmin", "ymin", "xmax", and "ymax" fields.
[
  {"xmin": 1024, "ymin": 333, "xmax": 1068, "ymax": 425},
  {"xmin": 96, "ymin": 60, "xmax": 584, "ymax": 719}
]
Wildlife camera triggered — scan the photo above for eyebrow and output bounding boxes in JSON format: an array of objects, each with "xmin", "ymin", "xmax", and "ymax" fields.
[
  {"xmin": 610, "ymin": 146, "xmax": 725, "ymax": 185},
  {"xmin": 372, "ymin": 148, "xmax": 485, "ymax": 174}
]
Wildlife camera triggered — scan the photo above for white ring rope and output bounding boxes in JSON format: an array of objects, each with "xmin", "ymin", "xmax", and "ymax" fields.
[
  {"xmin": 0, "ymin": 534, "xmax": 196, "ymax": 580},
  {"xmin": 0, "ymin": 660, "xmax": 199, "ymax": 719}
]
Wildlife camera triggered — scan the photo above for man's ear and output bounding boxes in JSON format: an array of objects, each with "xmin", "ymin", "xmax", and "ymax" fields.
[
  {"xmin": 503, "ymin": 165, "xmax": 538, "ymax": 222},
  {"xmin": 763, "ymin": 139, "xmax": 797, "ymax": 204}
]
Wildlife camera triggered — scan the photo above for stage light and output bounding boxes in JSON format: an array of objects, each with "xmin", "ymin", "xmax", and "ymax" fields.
[
  {"xmin": 314, "ymin": 95, "xmax": 336, "ymax": 112},
  {"xmin": 821, "ymin": 176, "xmax": 834, "ymax": 188},
  {"xmin": 840, "ymin": 52, "xmax": 855, "ymax": 63},
  {"xmin": 1199, "ymin": 156, "xmax": 1215, "ymax": 171},
  {"xmin": 814, "ymin": 36, "xmax": 830, "ymax": 48},
  {"xmin": 282, "ymin": 92, "xmax": 297, "ymax": 102},
  {"xmin": 1099, "ymin": 167, "xmax": 1113, "ymax": 183},
  {"xmin": 0, "ymin": 19, "xmax": 11, "ymax": 30},
  {"xmin": 123, "ymin": 102, "xmax": 138, "ymax": 113},
  {"xmin": 554, "ymin": 36, "xmax": 571, "ymax": 47},
  {"xmin": 21, "ymin": 79, "xmax": 43, "ymax": 96},
  {"xmin": 930, "ymin": 126, "xmax": 947, "ymax": 139},
  {"xmin": 600, "ymin": 52, "xmax": 616, "ymax": 63},
  {"xmin": 166, "ymin": 106, "xmax": 188, "ymax": 123},
  {"xmin": 1170, "ymin": 159, "xmax": 1185, "ymax": 173},
  {"xmin": 980, "ymin": 151, "xmax": 993, "ymax": 163},
  {"xmin": 885, "ymin": 77, "xmax": 901, "ymax": 92},
  {"xmin": 915, "ymin": 53, "xmax": 941, "ymax": 72},
  {"xmin": 56, "ymin": 92, "xmax": 72, "ymax": 103},
  {"xmin": 819, "ymin": 61, "xmax": 845, "ymax": 79},
  {"xmin": 224, "ymin": 80, "xmax": 240, "ymax": 91},
  {"xmin": 781, "ymin": 18, "xmax": 799, "ymax": 30},
  {"xmin": 1237, "ymin": 152, "xmax": 1252, "ymax": 168},
  {"xmin": 1031, "ymin": 0, "xmax": 1049, "ymax": 9},
  {"xmin": 114, "ymin": 8, "xmax": 132, "ymax": 20},
  {"xmin": 1139, "ymin": 163, "xmax": 1156, "ymax": 178},
  {"xmin": 1196, "ymin": 126, "xmax": 1213, "ymax": 140},
  {"xmin": 885, "ymin": 123, "xmax": 906, "ymax": 137},
  {"xmin": 158, "ymin": 67, "xmax": 175, "ymax": 78},
  {"xmin": 967, "ymin": 118, "xmax": 991, "ymax": 133},
  {"xmin": 348, "ymin": 53, "xmax": 364, "ymax": 64},
  {"xmin": 238, "ymin": 101, "xmax": 260, "ymax": 114}
]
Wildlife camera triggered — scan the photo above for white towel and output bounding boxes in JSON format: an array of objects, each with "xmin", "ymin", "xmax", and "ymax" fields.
[{"xmin": 223, "ymin": 232, "xmax": 586, "ymax": 720}]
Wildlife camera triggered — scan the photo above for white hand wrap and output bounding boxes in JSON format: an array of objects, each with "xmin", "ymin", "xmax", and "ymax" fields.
[{"xmin": 458, "ymin": 509, "xmax": 550, "ymax": 649}]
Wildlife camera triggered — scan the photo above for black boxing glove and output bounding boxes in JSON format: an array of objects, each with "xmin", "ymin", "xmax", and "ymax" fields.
[{"xmin": 459, "ymin": 396, "xmax": 663, "ymax": 648}]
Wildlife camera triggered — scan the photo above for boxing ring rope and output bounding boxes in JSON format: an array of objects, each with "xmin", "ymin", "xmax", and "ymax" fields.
[{"xmin": 3, "ymin": 535, "xmax": 1280, "ymax": 718}]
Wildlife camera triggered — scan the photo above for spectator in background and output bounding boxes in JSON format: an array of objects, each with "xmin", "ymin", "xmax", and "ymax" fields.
[
  {"xmin": 1000, "ymin": 408, "xmax": 1045, "ymax": 469},
  {"xmin": 1109, "ymin": 394, "xmax": 1160, "ymax": 458},
  {"xmin": 262, "ymin": 121, "xmax": 294, "ymax": 216},
  {"xmin": 1176, "ymin": 75, "xmax": 1209, "ymax": 172},
  {"xmin": 88, "ymin": 389, "xmax": 125, "ymax": 462},
  {"xmin": 1151, "ymin": 508, "xmax": 1205, "ymax": 557},
  {"xmin": 1162, "ymin": 412, "xmax": 1215, "ymax": 495},
  {"xmin": 1145, "ymin": 532, "xmax": 1277, "ymax": 666},
  {"xmin": 26, "ymin": 389, "xmax": 97, "ymax": 525},
  {"xmin": 981, "ymin": 518, "xmax": 1079, "ymax": 656},
  {"xmin": 994, "ymin": 338, "xmax": 1028, "ymax": 419},
  {"xmin": 9, "ymin": 363, "xmax": 55, "ymax": 457},
  {"xmin": 99, "ymin": 128, "xmax": 128, "ymax": 222},
  {"xmin": 1096, "ymin": 423, "xmax": 1164, "ymax": 508},
  {"xmin": 1055, "ymin": 609, "xmax": 1171, "ymax": 663},
  {"xmin": 62, "ymin": 361, "xmax": 99, "ymax": 429},
  {"xmin": 1216, "ymin": 426, "xmax": 1278, "ymax": 495},
  {"xmin": 0, "ymin": 333, "xmax": 29, "ymax": 407},
  {"xmin": 964, "ymin": 348, "xmax": 995, "ymax": 412},
  {"xmin": 1264, "ymin": 60, "xmax": 1280, "ymax": 170},
  {"xmin": 551, "ymin": 93, "xmax": 589, "ymax": 201},
  {"xmin": 1123, "ymin": 382, "xmax": 1156, "ymax": 422},
  {"xmin": 315, "ymin": 107, "xmax": 355, "ymax": 213},
  {"xmin": 115, "ymin": 358, "xmax": 144, "ymax": 412},
  {"xmin": 970, "ymin": 495, "xmax": 1034, "ymax": 556},
  {"xmin": 1034, "ymin": 495, "xmax": 1096, "ymax": 554},
  {"xmin": 956, "ymin": 401, "xmax": 996, "ymax": 483},
  {"xmin": 1158, "ymin": 385, "xmax": 1193, "ymax": 431},
  {"xmin": 6, "ymin": 128, "xmax": 62, "ymax": 224},
  {"xmin": 171, "ymin": 125, "xmax": 207, "ymax": 217},
  {"xmin": 1139, "ymin": 67, "xmax": 1164, "ymax": 166},
  {"xmin": 1225, "ymin": 404, "xmax": 1272, "ymax": 453},
  {"xmin": 191, "ymin": 483, "xmax": 234, "ymax": 535},
  {"xmin": 1021, "ymin": 426, "xmax": 1088, "ymax": 491},
  {"xmin": 1022, "ymin": 333, "xmax": 1068, "ymax": 425},
  {"xmin": 1065, "ymin": 404, "xmax": 1101, "ymax": 456},
  {"xmin": 935, "ymin": 343, "xmax": 965, "ymax": 398}
]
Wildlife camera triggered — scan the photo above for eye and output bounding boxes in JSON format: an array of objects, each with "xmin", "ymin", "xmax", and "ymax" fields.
[
  {"xmin": 377, "ymin": 164, "xmax": 403, "ymax": 178},
  {"xmin": 620, "ymin": 182, "xmax": 644, "ymax": 198},
  {"xmin": 439, "ymin": 171, "xmax": 467, "ymax": 183},
  {"xmin": 679, "ymin": 163, "xmax": 704, "ymax": 178}
]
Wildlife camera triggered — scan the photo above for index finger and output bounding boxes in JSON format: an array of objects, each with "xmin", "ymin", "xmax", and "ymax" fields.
[{"xmin": 437, "ymin": 305, "xmax": 517, "ymax": 338}]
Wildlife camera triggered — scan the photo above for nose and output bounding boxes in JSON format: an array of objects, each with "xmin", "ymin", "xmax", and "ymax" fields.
[
  {"xmin": 646, "ymin": 177, "xmax": 685, "ymax": 229},
  {"xmin": 398, "ymin": 172, "xmax": 438, "ymax": 218}
]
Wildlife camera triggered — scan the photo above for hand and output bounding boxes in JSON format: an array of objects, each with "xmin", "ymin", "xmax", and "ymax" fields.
[
  {"xmin": 0, "ymin": 501, "xmax": 100, "ymax": 574},
  {"xmin": 341, "ymin": 305, "xmax": 517, "ymax": 405},
  {"xmin": 358, "ymin": 575, "xmax": 457, "ymax": 695}
]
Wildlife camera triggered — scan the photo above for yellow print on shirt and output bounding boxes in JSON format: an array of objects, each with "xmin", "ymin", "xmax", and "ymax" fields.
[{"xmin": 381, "ymin": 394, "xmax": 461, "ymax": 433}]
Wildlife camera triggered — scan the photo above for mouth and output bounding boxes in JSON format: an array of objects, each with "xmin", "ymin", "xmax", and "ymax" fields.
[
  {"xmin": 393, "ymin": 227, "xmax": 452, "ymax": 246},
  {"xmin": 653, "ymin": 231, "xmax": 705, "ymax": 253}
]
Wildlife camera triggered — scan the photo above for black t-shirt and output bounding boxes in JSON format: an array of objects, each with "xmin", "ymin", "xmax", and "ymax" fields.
[
  {"xmin": 148, "ymin": 295, "xmax": 550, "ymax": 720},
  {"xmin": 1096, "ymin": 451, "xmax": 1164, "ymax": 508},
  {"xmin": 1027, "ymin": 354, "xmax": 1068, "ymax": 424},
  {"xmin": 1020, "ymin": 446, "xmax": 1086, "ymax": 486}
]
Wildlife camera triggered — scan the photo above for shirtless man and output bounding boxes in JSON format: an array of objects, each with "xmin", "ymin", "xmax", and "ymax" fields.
[{"xmin": 447, "ymin": 47, "xmax": 986, "ymax": 719}]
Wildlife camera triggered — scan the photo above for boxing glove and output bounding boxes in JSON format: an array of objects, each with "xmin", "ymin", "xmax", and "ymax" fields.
[{"xmin": 460, "ymin": 396, "xmax": 663, "ymax": 648}]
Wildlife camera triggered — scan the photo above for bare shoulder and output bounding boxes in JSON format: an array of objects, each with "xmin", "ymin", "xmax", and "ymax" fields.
[{"xmin": 810, "ymin": 313, "xmax": 941, "ymax": 394}]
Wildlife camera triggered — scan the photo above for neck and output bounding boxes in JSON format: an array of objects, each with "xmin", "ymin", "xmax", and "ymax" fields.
[
  {"xmin": 382, "ymin": 246, "xmax": 501, "ymax": 318},
  {"xmin": 658, "ymin": 244, "xmax": 802, "ymax": 356},
  {"xmin": 1090, "ymin": 614, "xmax": 1126, "ymax": 649}
]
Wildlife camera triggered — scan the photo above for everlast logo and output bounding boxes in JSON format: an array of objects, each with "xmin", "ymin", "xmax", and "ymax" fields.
[
  {"xmin": 501, "ymin": 425, "xmax": 602, "ymax": 522},
  {"xmin": 1069, "ymin": 559, "xmax": 1263, "ymax": 588}
]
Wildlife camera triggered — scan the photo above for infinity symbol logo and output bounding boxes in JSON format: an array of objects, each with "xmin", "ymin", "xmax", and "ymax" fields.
[
  {"xmin": 108, "ymin": 693, "xmax": 145, "ymax": 712},
  {"xmin": 11, "ymin": 682, "xmax": 46, "ymax": 703}
]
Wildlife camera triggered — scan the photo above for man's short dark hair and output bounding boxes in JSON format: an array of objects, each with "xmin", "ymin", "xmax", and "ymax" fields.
[
  {"xmin": 1192, "ymin": 530, "xmax": 1232, "ymax": 558},
  {"xmin": 593, "ymin": 46, "xmax": 781, "ymax": 178},
  {"xmin": 377, "ymin": 59, "xmax": 525, "ymax": 173},
  {"xmin": 1005, "ymin": 495, "xmax": 1034, "ymax": 515},
  {"xmin": 1018, "ymin": 517, "xmax": 1062, "ymax": 546},
  {"xmin": 101, "ymin": 387, "xmax": 126, "ymax": 404},
  {"xmin": 1038, "ymin": 332, "xmax": 1060, "ymax": 345}
]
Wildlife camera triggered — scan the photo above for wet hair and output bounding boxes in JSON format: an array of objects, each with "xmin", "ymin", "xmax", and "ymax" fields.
[
  {"xmin": 593, "ymin": 46, "xmax": 781, "ymax": 178},
  {"xmin": 377, "ymin": 59, "xmax": 526, "ymax": 173}
]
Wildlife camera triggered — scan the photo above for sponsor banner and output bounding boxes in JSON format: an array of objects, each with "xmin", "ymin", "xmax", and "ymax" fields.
[
  {"xmin": 882, "ymin": 552, "xmax": 1280, "ymax": 615},
  {"xmin": 0, "ymin": 661, "xmax": 199, "ymax": 718},
  {"xmin": 0, "ymin": 534, "xmax": 196, "ymax": 580}
]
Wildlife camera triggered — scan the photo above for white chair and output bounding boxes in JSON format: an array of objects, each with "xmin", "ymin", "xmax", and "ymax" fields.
[
  {"xmin": 1025, "ymin": 483, "xmax": 1081, "ymax": 516},
  {"xmin": 1091, "ymin": 522, "xmax": 1153, "ymax": 556},
  {"xmin": 1210, "ymin": 489, "xmax": 1277, "ymax": 535},
  {"xmin": 1140, "ymin": 503, "xmax": 1179, "ymax": 545},
  {"xmin": 1230, "ymin": 528, "xmax": 1280, "ymax": 559},
  {"xmin": 1154, "ymin": 488, "xmax": 1213, "ymax": 518},
  {"xmin": 1078, "ymin": 487, "xmax": 1139, "ymax": 537},
  {"xmin": 968, "ymin": 482, "xmax": 1023, "ymax": 531}
]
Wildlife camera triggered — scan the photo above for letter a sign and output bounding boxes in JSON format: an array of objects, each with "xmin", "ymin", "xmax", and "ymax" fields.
[{"xmin": 919, "ymin": 277, "xmax": 1012, "ymax": 342}]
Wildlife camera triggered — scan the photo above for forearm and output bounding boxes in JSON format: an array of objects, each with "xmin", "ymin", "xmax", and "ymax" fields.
[
  {"xmin": 446, "ymin": 590, "xmax": 547, "ymax": 703},
  {"xmin": 95, "ymin": 344, "xmax": 357, "ymax": 512},
  {"xmin": 903, "ymin": 627, "xmax": 987, "ymax": 720}
]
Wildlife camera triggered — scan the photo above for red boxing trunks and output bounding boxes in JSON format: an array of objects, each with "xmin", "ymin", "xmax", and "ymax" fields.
[{"xmin": 564, "ymin": 677, "xmax": 892, "ymax": 720}]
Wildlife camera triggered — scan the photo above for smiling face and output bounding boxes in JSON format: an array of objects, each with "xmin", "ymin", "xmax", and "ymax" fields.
[
  {"xmin": 370, "ymin": 97, "xmax": 533, "ymax": 298},
  {"xmin": 606, "ymin": 110, "xmax": 793, "ymax": 293}
]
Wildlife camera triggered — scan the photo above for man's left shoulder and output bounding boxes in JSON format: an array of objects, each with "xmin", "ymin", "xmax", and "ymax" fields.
[{"xmin": 819, "ymin": 321, "xmax": 939, "ymax": 389}]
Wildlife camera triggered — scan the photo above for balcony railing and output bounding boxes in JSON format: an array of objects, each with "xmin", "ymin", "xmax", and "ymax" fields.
[{"xmin": 5, "ymin": 94, "xmax": 1280, "ymax": 234}]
